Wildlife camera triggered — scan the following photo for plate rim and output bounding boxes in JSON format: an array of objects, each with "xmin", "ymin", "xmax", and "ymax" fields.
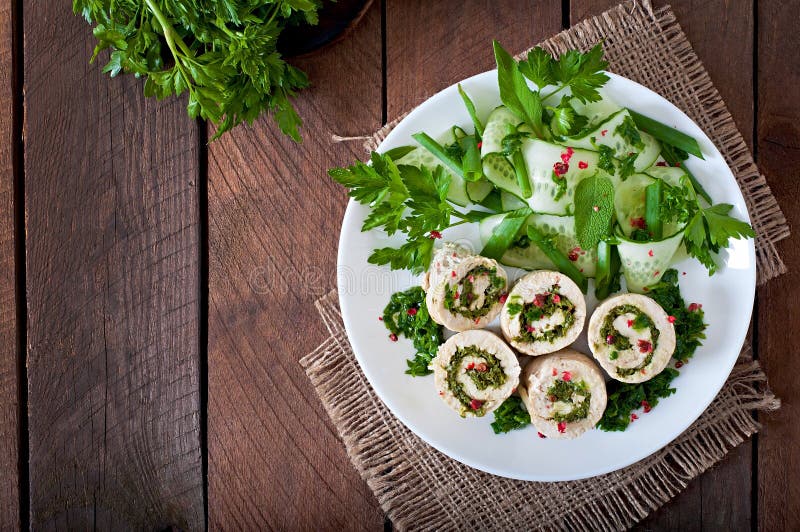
[{"xmin": 336, "ymin": 69, "xmax": 756, "ymax": 481}]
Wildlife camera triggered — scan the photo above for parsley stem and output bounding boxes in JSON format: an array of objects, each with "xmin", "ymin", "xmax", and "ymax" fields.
[
  {"xmin": 144, "ymin": 0, "xmax": 192, "ymax": 59},
  {"xmin": 540, "ymin": 84, "xmax": 566, "ymax": 102}
]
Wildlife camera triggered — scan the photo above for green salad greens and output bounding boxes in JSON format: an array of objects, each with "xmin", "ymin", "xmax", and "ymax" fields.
[{"xmin": 329, "ymin": 40, "xmax": 754, "ymax": 291}]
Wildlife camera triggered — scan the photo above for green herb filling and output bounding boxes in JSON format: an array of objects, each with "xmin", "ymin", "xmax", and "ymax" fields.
[
  {"xmin": 513, "ymin": 285, "xmax": 577, "ymax": 344},
  {"xmin": 597, "ymin": 304, "xmax": 659, "ymax": 377},
  {"xmin": 547, "ymin": 379, "xmax": 591, "ymax": 423},
  {"xmin": 443, "ymin": 266, "xmax": 505, "ymax": 319},
  {"xmin": 446, "ymin": 346, "xmax": 507, "ymax": 416}
]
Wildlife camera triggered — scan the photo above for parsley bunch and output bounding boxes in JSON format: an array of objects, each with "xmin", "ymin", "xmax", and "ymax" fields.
[
  {"xmin": 330, "ymin": 152, "xmax": 467, "ymax": 273},
  {"xmin": 494, "ymin": 41, "xmax": 609, "ymax": 138},
  {"xmin": 74, "ymin": 0, "xmax": 322, "ymax": 141},
  {"xmin": 330, "ymin": 145, "xmax": 497, "ymax": 273}
]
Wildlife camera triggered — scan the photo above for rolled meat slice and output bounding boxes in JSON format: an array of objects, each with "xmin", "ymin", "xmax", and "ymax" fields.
[
  {"xmin": 518, "ymin": 349, "xmax": 607, "ymax": 439},
  {"xmin": 500, "ymin": 270, "xmax": 586, "ymax": 356},
  {"xmin": 424, "ymin": 243, "xmax": 508, "ymax": 332},
  {"xmin": 432, "ymin": 330, "xmax": 520, "ymax": 418},
  {"xmin": 588, "ymin": 293, "xmax": 676, "ymax": 383}
]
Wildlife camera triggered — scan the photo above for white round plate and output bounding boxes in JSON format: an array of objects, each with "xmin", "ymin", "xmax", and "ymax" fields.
[{"xmin": 336, "ymin": 71, "xmax": 755, "ymax": 481}]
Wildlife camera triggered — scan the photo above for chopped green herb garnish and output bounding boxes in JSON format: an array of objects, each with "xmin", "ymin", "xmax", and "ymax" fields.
[
  {"xmin": 382, "ymin": 287, "xmax": 443, "ymax": 376},
  {"xmin": 615, "ymin": 115, "xmax": 645, "ymax": 150},
  {"xmin": 491, "ymin": 396, "xmax": 531, "ymax": 434},
  {"xmin": 597, "ymin": 368, "xmax": 679, "ymax": 431},
  {"xmin": 647, "ymin": 269, "xmax": 707, "ymax": 363}
]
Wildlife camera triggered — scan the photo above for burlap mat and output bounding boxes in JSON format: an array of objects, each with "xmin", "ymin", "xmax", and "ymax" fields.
[{"xmin": 302, "ymin": 1, "xmax": 788, "ymax": 529}]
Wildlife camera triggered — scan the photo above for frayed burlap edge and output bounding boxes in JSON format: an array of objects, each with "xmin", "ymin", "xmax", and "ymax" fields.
[
  {"xmin": 301, "ymin": 290, "xmax": 779, "ymax": 531},
  {"xmin": 354, "ymin": 0, "xmax": 788, "ymax": 286}
]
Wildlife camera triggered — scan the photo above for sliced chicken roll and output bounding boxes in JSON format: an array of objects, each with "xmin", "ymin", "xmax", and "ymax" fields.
[
  {"xmin": 588, "ymin": 293, "xmax": 676, "ymax": 383},
  {"xmin": 432, "ymin": 330, "xmax": 520, "ymax": 418},
  {"xmin": 518, "ymin": 349, "xmax": 607, "ymax": 439},
  {"xmin": 500, "ymin": 271, "xmax": 586, "ymax": 356},
  {"xmin": 424, "ymin": 243, "xmax": 508, "ymax": 332}
]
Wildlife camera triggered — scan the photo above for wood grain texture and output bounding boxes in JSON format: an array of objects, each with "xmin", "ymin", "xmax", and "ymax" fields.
[
  {"xmin": 206, "ymin": 4, "xmax": 385, "ymax": 530},
  {"xmin": 23, "ymin": 2, "xmax": 203, "ymax": 529},
  {"xmin": 756, "ymin": 0, "xmax": 800, "ymax": 530},
  {"xmin": 0, "ymin": 0, "xmax": 19, "ymax": 529},
  {"xmin": 386, "ymin": 0, "xmax": 562, "ymax": 119},
  {"xmin": 571, "ymin": 1, "xmax": 755, "ymax": 530}
]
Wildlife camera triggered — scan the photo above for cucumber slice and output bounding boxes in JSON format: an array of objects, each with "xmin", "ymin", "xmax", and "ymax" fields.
[
  {"xmin": 617, "ymin": 229, "xmax": 685, "ymax": 293},
  {"xmin": 565, "ymin": 109, "xmax": 661, "ymax": 172},
  {"xmin": 520, "ymin": 139, "xmax": 604, "ymax": 215},
  {"xmin": 478, "ymin": 213, "xmax": 598, "ymax": 276},
  {"xmin": 482, "ymin": 152, "xmax": 523, "ymax": 198},
  {"xmin": 644, "ymin": 165, "xmax": 687, "ymax": 188},
  {"xmin": 396, "ymin": 147, "xmax": 470, "ymax": 207},
  {"xmin": 481, "ymin": 106, "xmax": 520, "ymax": 156},
  {"xmin": 500, "ymin": 191, "xmax": 527, "ymax": 211},
  {"xmin": 445, "ymin": 174, "xmax": 469, "ymax": 207},
  {"xmin": 466, "ymin": 178, "xmax": 494, "ymax": 203},
  {"xmin": 570, "ymin": 90, "xmax": 623, "ymax": 127},
  {"xmin": 614, "ymin": 173, "xmax": 655, "ymax": 237}
]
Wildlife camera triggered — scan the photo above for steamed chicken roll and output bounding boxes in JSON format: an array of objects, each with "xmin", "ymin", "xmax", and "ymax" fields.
[
  {"xmin": 588, "ymin": 293, "xmax": 676, "ymax": 383},
  {"xmin": 425, "ymin": 243, "xmax": 508, "ymax": 332},
  {"xmin": 500, "ymin": 271, "xmax": 586, "ymax": 356},
  {"xmin": 518, "ymin": 349, "xmax": 607, "ymax": 439},
  {"xmin": 433, "ymin": 330, "xmax": 520, "ymax": 418}
]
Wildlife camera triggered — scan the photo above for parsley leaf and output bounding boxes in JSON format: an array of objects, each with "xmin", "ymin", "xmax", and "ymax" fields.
[
  {"xmin": 75, "ymin": 0, "xmax": 320, "ymax": 140},
  {"xmin": 549, "ymin": 43, "xmax": 609, "ymax": 103},
  {"xmin": 595, "ymin": 142, "xmax": 616, "ymax": 173},
  {"xmin": 574, "ymin": 174, "xmax": 615, "ymax": 249},
  {"xmin": 495, "ymin": 41, "xmax": 609, "ymax": 137},
  {"xmin": 704, "ymin": 204, "xmax": 757, "ymax": 248},
  {"xmin": 615, "ymin": 115, "xmax": 645, "ymax": 150},
  {"xmin": 369, "ymin": 238, "xmax": 435, "ymax": 274},
  {"xmin": 548, "ymin": 96, "xmax": 588, "ymax": 137},
  {"xmin": 618, "ymin": 152, "xmax": 638, "ymax": 180},
  {"xmin": 517, "ymin": 46, "xmax": 555, "ymax": 88},
  {"xmin": 490, "ymin": 396, "xmax": 531, "ymax": 434},
  {"xmin": 680, "ymin": 202, "xmax": 756, "ymax": 275}
]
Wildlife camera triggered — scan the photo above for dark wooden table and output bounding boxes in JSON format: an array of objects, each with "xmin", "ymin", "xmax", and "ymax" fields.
[{"xmin": 1, "ymin": 1, "xmax": 798, "ymax": 530}]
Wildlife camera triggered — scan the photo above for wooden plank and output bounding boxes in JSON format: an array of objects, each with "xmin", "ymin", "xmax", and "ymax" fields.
[
  {"xmin": 386, "ymin": 0, "xmax": 562, "ymax": 119},
  {"xmin": 205, "ymin": 4, "xmax": 385, "ymax": 530},
  {"xmin": 0, "ymin": 0, "xmax": 19, "ymax": 529},
  {"xmin": 23, "ymin": 2, "xmax": 204, "ymax": 528},
  {"xmin": 756, "ymin": 0, "xmax": 800, "ymax": 529},
  {"xmin": 570, "ymin": 1, "xmax": 755, "ymax": 530}
]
